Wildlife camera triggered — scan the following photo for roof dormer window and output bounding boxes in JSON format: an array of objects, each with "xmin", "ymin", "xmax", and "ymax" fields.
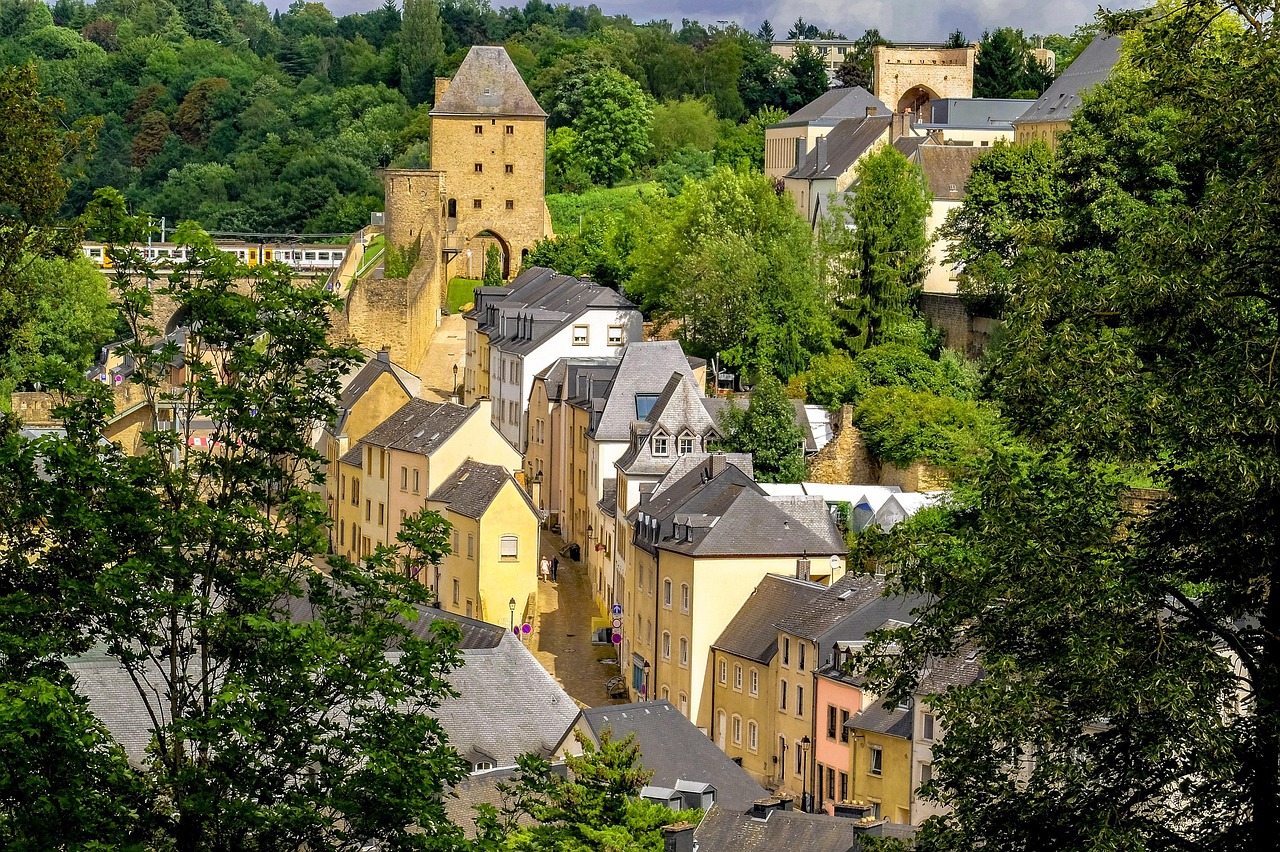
[{"xmin": 652, "ymin": 434, "xmax": 669, "ymax": 456}]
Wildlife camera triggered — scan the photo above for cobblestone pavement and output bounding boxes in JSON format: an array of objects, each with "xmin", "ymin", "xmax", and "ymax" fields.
[
  {"xmin": 530, "ymin": 531, "xmax": 626, "ymax": 708},
  {"xmin": 416, "ymin": 312, "xmax": 466, "ymax": 402}
]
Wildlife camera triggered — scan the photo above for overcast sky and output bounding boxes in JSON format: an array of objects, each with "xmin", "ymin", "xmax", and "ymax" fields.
[{"xmin": 314, "ymin": 0, "xmax": 1145, "ymax": 42}]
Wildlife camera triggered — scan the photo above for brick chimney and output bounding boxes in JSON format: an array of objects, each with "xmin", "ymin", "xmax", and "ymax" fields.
[
  {"xmin": 816, "ymin": 136, "xmax": 828, "ymax": 170},
  {"xmin": 709, "ymin": 453, "xmax": 727, "ymax": 478},
  {"xmin": 893, "ymin": 109, "xmax": 914, "ymax": 140},
  {"xmin": 865, "ymin": 105, "xmax": 878, "ymax": 117},
  {"xmin": 434, "ymin": 77, "xmax": 451, "ymax": 102}
]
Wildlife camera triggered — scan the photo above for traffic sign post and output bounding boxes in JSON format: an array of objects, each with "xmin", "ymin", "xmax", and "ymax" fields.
[{"xmin": 611, "ymin": 603, "xmax": 623, "ymax": 616}]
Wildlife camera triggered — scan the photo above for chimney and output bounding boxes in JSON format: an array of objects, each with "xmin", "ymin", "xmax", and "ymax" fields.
[
  {"xmin": 893, "ymin": 109, "xmax": 914, "ymax": 140},
  {"xmin": 865, "ymin": 105, "xmax": 878, "ymax": 117},
  {"xmin": 777, "ymin": 794, "xmax": 795, "ymax": 811},
  {"xmin": 816, "ymin": 136, "xmax": 828, "ymax": 170},
  {"xmin": 797, "ymin": 553, "xmax": 811, "ymax": 581},
  {"xmin": 833, "ymin": 802, "xmax": 877, "ymax": 820},
  {"xmin": 434, "ymin": 77, "xmax": 451, "ymax": 102},
  {"xmin": 751, "ymin": 797, "xmax": 784, "ymax": 819},
  {"xmin": 376, "ymin": 347, "xmax": 391, "ymax": 364},
  {"xmin": 662, "ymin": 822, "xmax": 696, "ymax": 852},
  {"xmin": 709, "ymin": 453, "xmax": 727, "ymax": 478},
  {"xmin": 794, "ymin": 137, "xmax": 807, "ymax": 168}
]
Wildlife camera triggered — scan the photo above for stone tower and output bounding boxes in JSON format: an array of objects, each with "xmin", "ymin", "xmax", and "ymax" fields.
[
  {"xmin": 872, "ymin": 45, "xmax": 975, "ymax": 121},
  {"xmin": 429, "ymin": 46, "xmax": 552, "ymax": 280}
]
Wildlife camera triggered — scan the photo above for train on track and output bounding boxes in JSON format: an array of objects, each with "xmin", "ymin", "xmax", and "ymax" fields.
[{"xmin": 81, "ymin": 240, "xmax": 350, "ymax": 271}]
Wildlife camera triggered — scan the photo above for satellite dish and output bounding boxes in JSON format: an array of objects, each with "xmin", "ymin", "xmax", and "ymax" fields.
[{"xmin": 829, "ymin": 554, "xmax": 840, "ymax": 570}]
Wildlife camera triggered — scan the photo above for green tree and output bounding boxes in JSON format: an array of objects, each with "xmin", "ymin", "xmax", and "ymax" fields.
[
  {"xmin": 491, "ymin": 729, "xmax": 700, "ymax": 851},
  {"xmin": 939, "ymin": 140, "xmax": 1062, "ymax": 316},
  {"xmin": 833, "ymin": 29, "xmax": 888, "ymax": 90},
  {"xmin": 972, "ymin": 29, "xmax": 1026, "ymax": 98},
  {"xmin": 401, "ymin": 0, "xmax": 444, "ymax": 105},
  {"xmin": 715, "ymin": 373, "xmax": 807, "ymax": 483},
  {"xmin": 483, "ymin": 241, "xmax": 502, "ymax": 285},
  {"xmin": 567, "ymin": 66, "xmax": 653, "ymax": 186},
  {"xmin": 784, "ymin": 42, "xmax": 827, "ymax": 110},
  {"xmin": 0, "ymin": 190, "xmax": 472, "ymax": 848},
  {"xmin": 0, "ymin": 64, "xmax": 95, "ymax": 372},
  {"xmin": 629, "ymin": 167, "xmax": 831, "ymax": 379},
  {"xmin": 648, "ymin": 97, "xmax": 719, "ymax": 163},
  {"xmin": 756, "ymin": 19, "xmax": 774, "ymax": 42},
  {"xmin": 858, "ymin": 6, "xmax": 1280, "ymax": 850},
  {"xmin": 819, "ymin": 145, "xmax": 931, "ymax": 351}
]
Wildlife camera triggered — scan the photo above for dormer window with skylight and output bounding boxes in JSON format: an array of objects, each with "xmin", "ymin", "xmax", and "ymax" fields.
[{"xmin": 652, "ymin": 434, "xmax": 669, "ymax": 456}]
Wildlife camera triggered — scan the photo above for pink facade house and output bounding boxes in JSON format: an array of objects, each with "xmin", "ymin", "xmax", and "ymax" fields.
[{"xmin": 814, "ymin": 650, "xmax": 865, "ymax": 814}]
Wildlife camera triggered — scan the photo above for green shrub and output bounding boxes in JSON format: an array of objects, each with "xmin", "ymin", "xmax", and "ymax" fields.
[{"xmin": 854, "ymin": 386, "xmax": 1005, "ymax": 471}]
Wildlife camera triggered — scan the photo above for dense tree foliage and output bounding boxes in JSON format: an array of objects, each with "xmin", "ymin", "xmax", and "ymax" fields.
[
  {"xmin": 973, "ymin": 27, "xmax": 1055, "ymax": 98},
  {"xmin": 833, "ymin": 29, "xmax": 888, "ymax": 90},
  {"xmin": 715, "ymin": 374, "xmax": 808, "ymax": 483},
  {"xmin": 819, "ymin": 145, "xmax": 931, "ymax": 352},
  {"xmin": 940, "ymin": 139, "xmax": 1063, "ymax": 316},
  {"xmin": 1, "ymin": 1, "xmax": 837, "ymax": 234},
  {"xmin": 859, "ymin": 5, "xmax": 1280, "ymax": 850}
]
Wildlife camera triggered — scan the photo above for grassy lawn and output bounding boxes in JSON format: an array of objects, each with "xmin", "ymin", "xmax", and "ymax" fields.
[
  {"xmin": 545, "ymin": 182, "xmax": 659, "ymax": 234},
  {"xmin": 355, "ymin": 233, "xmax": 385, "ymax": 278},
  {"xmin": 448, "ymin": 277, "xmax": 482, "ymax": 313}
]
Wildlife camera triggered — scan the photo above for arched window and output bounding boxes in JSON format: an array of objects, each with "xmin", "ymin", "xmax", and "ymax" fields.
[
  {"xmin": 662, "ymin": 631, "xmax": 671, "ymax": 659},
  {"xmin": 663, "ymin": 578, "xmax": 672, "ymax": 607},
  {"xmin": 447, "ymin": 198, "xmax": 457, "ymax": 218},
  {"xmin": 748, "ymin": 720, "xmax": 759, "ymax": 751},
  {"xmin": 499, "ymin": 535, "xmax": 518, "ymax": 558},
  {"xmin": 680, "ymin": 583, "xmax": 690, "ymax": 612},
  {"xmin": 732, "ymin": 715, "xmax": 743, "ymax": 745},
  {"xmin": 718, "ymin": 660, "xmax": 727, "ymax": 684},
  {"xmin": 661, "ymin": 686, "xmax": 670, "ymax": 701},
  {"xmin": 679, "ymin": 637, "xmax": 689, "ymax": 667},
  {"xmin": 679, "ymin": 692, "xmax": 688, "ymax": 715}
]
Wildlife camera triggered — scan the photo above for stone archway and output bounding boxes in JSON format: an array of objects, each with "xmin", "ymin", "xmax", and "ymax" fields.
[
  {"xmin": 897, "ymin": 84, "xmax": 941, "ymax": 121},
  {"xmin": 471, "ymin": 229, "xmax": 512, "ymax": 280}
]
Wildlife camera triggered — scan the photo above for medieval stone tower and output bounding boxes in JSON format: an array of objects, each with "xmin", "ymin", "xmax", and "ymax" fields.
[
  {"xmin": 428, "ymin": 45, "xmax": 552, "ymax": 279},
  {"xmin": 872, "ymin": 45, "xmax": 975, "ymax": 121}
]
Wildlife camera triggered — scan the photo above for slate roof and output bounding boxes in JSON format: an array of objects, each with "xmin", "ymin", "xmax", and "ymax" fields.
[
  {"xmin": 1016, "ymin": 34, "xmax": 1121, "ymax": 125},
  {"xmin": 439, "ymin": 630, "xmax": 579, "ymax": 767},
  {"xmin": 918, "ymin": 649, "xmax": 983, "ymax": 695},
  {"xmin": 445, "ymin": 768, "xmax": 536, "ymax": 838},
  {"xmin": 473, "ymin": 267, "xmax": 635, "ymax": 357},
  {"xmin": 786, "ymin": 115, "xmax": 892, "ymax": 180},
  {"xmin": 591, "ymin": 341, "xmax": 695, "ymax": 441},
  {"xmin": 695, "ymin": 805, "xmax": 912, "ymax": 852},
  {"xmin": 633, "ymin": 458, "xmax": 845, "ymax": 558},
  {"xmin": 535, "ymin": 356, "xmax": 619, "ymax": 400},
  {"xmin": 69, "ymin": 599, "xmax": 512, "ymax": 766},
  {"xmin": 713, "ymin": 574, "xmax": 826, "ymax": 663},
  {"xmin": 431, "ymin": 46, "xmax": 546, "ymax": 118},
  {"xmin": 772, "ymin": 86, "xmax": 888, "ymax": 129},
  {"xmin": 921, "ymin": 97, "xmax": 1035, "ymax": 129},
  {"xmin": 847, "ymin": 702, "xmax": 913, "ymax": 739},
  {"xmin": 616, "ymin": 373, "xmax": 722, "ymax": 476},
  {"xmin": 429, "ymin": 459, "xmax": 532, "ymax": 520},
  {"xmin": 892, "ymin": 134, "xmax": 927, "ymax": 159},
  {"xmin": 775, "ymin": 573, "xmax": 889, "ymax": 642},
  {"xmin": 333, "ymin": 352, "xmax": 421, "ymax": 435},
  {"xmin": 574, "ymin": 701, "xmax": 769, "ymax": 811},
  {"xmin": 388, "ymin": 400, "xmax": 476, "ymax": 455},
  {"xmin": 916, "ymin": 144, "xmax": 985, "ymax": 201}
]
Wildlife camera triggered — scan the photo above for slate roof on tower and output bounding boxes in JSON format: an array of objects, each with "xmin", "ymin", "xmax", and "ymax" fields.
[{"xmin": 430, "ymin": 46, "xmax": 547, "ymax": 118}]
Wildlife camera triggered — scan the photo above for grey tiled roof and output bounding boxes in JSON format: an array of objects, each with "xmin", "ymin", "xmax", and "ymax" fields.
[
  {"xmin": 386, "ymin": 401, "xmax": 475, "ymax": 455},
  {"xmin": 592, "ymin": 342, "xmax": 695, "ymax": 441},
  {"xmin": 1016, "ymin": 34, "xmax": 1121, "ymax": 125},
  {"xmin": 431, "ymin": 46, "xmax": 546, "ymax": 118},
  {"xmin": 615, "ymin": 373, "xmax": 722, "ymax": 476},
  {"xmin": 334, "ymin": 353, "xmax": 421, "ymax": 435},
  {"xmin": 429, "ymin": 459, "xmax": 530, "ymax": 520},
  {"xmin": 772, "ymin": 86, "xmax": 888, "ymax": 129},
  {"xmin": 695, "ymin": 806, "xmax": 863, "ymax": 852},
  {"xmin": 477, "ymin": 267, "xmax": 635, "ymax": 357},
  {"xmin": 713, "ymin": 574, "xmax": 825, "ymax": 663},
  {"xmin": 918, "ymin": 650, "xmax": 983, "ymax": 694},
  {"xmin": 445, "ymin": 768, "xmax": 539, "ymax": 838},
  {"xmin": 786, "ymin": 115, "xmax": 892, "ymax": 180},
  {"xmin": 576, "ymin": 701, "xmax": 769, "ymax": 811},
  {"xmin": 915, "ymin": 144, "xmax": 985, "ymax": 201},
  {"xmin": 775, "ymin": 574, "xmax": 888, "ymax": 641},
  {"xmin": 438, "ymin": 631, "xmax": 579, "ymax": 767},
  {"xmin": 922, "ymin": 97, "xmax": 1034, "ymax": 129},
  {"xmin": 846, "ymin": 702, "xmax": 913, "ymax": 739}
]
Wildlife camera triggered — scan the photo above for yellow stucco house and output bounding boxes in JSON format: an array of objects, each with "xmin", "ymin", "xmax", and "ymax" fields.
[
  {"xmin": 847, "ymin": 702, "xmax": 914, "ymax": 825},
  {"xmin": 426, "ymin": 459, "xmax": 539, "ymax": 626},
  {"xmin": 1013, "ymin": 34, "xmax": 1121, "ymax": 152}
]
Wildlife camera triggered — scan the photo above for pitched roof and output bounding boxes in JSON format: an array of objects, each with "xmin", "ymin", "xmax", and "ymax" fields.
[
  {"xmin": 847, "ymin": 702, "xmax": 913, "ymax": 739},
  {"xmin": 334, "ymin": 352, "xmax": 421, "ymax": 435},
  {"xmin": 445, "ymin": 768, "xmax": 537, "ymax": 838},
  {"xmin": 384, "ymin": 400, "xmax": 476, "ymax": 456},
  {"xmin": 915, "ymin": 143, "xmax": 985, "ymax": 201},
  {"xmin": 713, "ymin": 574, "xmax": 826, "ymax": 663},
  {"xmin": 1016, "ymin": 34, "xmax": 1121, "ymax": 125},
  {"xmin": 922, "ymin": 97, "xmax": 1035, "ymax": 129},
  {"xmin": 575, "ymin": 701, "xmax": 769, "ymax": 811},
  {"xmin": 775, "ymin": 573, "xmax": 888, "ymax": 641},
  {"xmin": 918, "ymin": 650, "xmax": 983, "ymax": 695},
  {"xmin": 431, "ymin": 46, "xmax": 546, "ymax": 118},
  {"xmin": 475, "ymin": 267, "xmax": 635, "ymax": 357},
  {"xmin": 591, "ymin": 342, "xmax": 696, "ymax": 441},
  {"xmin": 772, "ymin": 86, "xmax": 888, "ymax": 129},
  {"xmin": 786, "ymin": 115, "xmax": 892, "ymax": 181},
  {"xmin": 695, "ymin": 805, "xmax": 902, "ymax": 852},
  {"xmin": 616, "ymin": 373, "xmax": 722, "ymax": 476},
  {"xmin": 430, "ymin": 459, "xmax": 532, "ymax": 520}
]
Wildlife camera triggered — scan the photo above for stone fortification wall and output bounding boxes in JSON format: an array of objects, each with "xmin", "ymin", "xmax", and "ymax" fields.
[
  {"xmin": 920, "ymin": 293, "xmax": 997, "ymax": 359},
  {"xmin": 807, "ymin": 405, "xmax": 878, "ymax": 485},
  {"xmin": 873, "ymin": 45, "xmax": 975, "ymax": 114}
]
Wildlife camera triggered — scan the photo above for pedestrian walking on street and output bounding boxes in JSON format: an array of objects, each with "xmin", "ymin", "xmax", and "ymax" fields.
[
  {"xmin": 539, "ymin": 556, "xmax": 550, "ymax": 582},
  {"xmin": 550, "ymin": 557, "xmax": 558, "ymax": 582}
]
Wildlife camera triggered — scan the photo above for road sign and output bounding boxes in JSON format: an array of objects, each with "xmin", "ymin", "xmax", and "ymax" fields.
[
  {"xmin": 611, "ymin": 604, "xmax": 623, "ymax": 616},
  {"xmin": 611, "ymin": 633, "xmax": 622, "ymax": 644},
  {"xmin": 612, "ymin": 617, "xmax": 623, "ymax": 629}
]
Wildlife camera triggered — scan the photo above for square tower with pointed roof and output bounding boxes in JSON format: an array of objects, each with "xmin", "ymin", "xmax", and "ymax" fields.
[{"xmin": 429, "ymin": 46, "xmax": 552, "ymax": 279}]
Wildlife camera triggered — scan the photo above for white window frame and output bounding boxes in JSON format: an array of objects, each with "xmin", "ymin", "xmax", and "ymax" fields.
[
  {"xmin": 572, "ymin": 325, "xmax": 589, "ymax": 345},
  {"xmin": 607, "ymin": 324, "xmax": 624, "ymax": 346},
  {"xmin": 869, "ymin": 746, "xmax": 883, "ymax": 776},
  {"xmin": 499, "ymin": 535, "xmax": 518, "ymax": 559}
]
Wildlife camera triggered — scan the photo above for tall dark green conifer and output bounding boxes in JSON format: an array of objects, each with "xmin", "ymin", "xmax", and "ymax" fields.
[{"xmin": 400, "ymin": 0, "xmax": 444, "ymax": 105}]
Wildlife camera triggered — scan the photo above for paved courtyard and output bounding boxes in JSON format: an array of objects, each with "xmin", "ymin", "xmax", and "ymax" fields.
[
  {"xmin": 530, "ymin": 530, "xmax": 626, "ymax": 708},
  {"xmin": 416, "ymin": 312, "xmax": 466, "ymax": 402}
]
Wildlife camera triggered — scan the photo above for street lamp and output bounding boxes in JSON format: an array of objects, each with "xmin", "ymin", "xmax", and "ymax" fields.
[
  {"xmin": 509, "ymin": 597, "xmax": 517, "ymax": 632},
  {"xmin": 800, "ymin": 736, "xmax": 812, "ymax": 812},
  {"xmin": 642, "ymin": 660, "xmax": 651, "ymax": 701}
]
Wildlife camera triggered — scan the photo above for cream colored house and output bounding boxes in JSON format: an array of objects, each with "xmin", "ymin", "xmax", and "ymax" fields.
[
  {"xmin": 764, "ymin": 86, "xmax": 888, "ymax": 179},
  {"xmin": 1013, "ymin": 35, "xmax": 1121, "ymax": 152},
  {"xmin": 620, "ymin": 455, "xmax": 845, "ymax": 731}
]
